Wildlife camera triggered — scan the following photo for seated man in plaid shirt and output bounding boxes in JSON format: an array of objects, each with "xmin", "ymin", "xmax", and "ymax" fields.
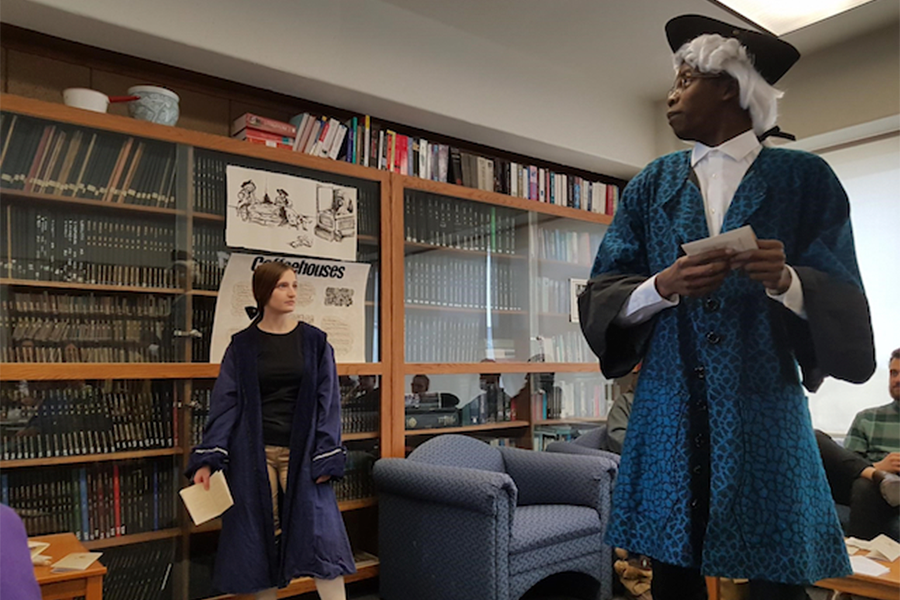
[{"xmin": 818, "ymin": 347, "xmax": 900, "ymax": 541}]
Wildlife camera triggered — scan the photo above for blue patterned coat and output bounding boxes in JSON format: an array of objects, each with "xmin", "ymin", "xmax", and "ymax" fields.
[
  {"xmin": 580, "ymin": 147, "xmax": 875, "ymax": 584},
  {"xmin": 186, "ymin": 324, "xmax": 356, "ymax": 594}
]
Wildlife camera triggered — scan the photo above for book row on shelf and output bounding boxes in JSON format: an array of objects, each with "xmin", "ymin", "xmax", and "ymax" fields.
[
  {"xmin": 231, "ymin": 111, "xmax": 619, "ymax": 215},
  {"xmin": 404, "ymin": 193, "xmax": 521, "ymax": 254},
  {"xmin": 537, "ymin": 229, "xmax": 604, "ymax": 266},
  {"xmin": 0, "ymin": 205, "xmax": 178, "ymax": 288},
  {"xmin": 1, "ymin": 458, "xmax": 178, "ymax": 541},
  {"xmin": 191, "ymin": 301, "xmax": 215, "ymax": 363},
  {"xmin": 333, "ymin": 450, "xmax": 376, "ymax": 503},
  {"xmin": 404, "ymin": 313, "xmax": 503, "ymax": 363},
  {"xmin": 191, "ymin": 224, "xmax": 229, "ymax": 291},
  {"xmin": 6, "ymin": 290, "xmax": 174, "ymax": 318},
  {"xmin": 460, "ymin": 387, "xmax": 514, "ymax": 425},
  {"xmin": 101, "ymin": 540, "xmax": 175, "ymax": 600},
  {"xmin": 192, "ymin": 150, "xmax": 382, "ymax": 241},
  {"xmin": 404, "ymin": 252, "xmax": 522, "ymax": 312},
  {"xmin": 535, "ymin": 277, "xmax": 574, "ymax": 315},
  {"xmin": 2, "ymin": 309, "xmax": 174, "ymax": 364},
  {"xmin": 0, "ymin": 114, "xmax": 178, "ymax": 208},
  {"xmin": 535, "ymin": 331, "xmax": 595, "ymax": 364},
  {"xmin": 1, "ymin": 383, "xmax": 176, "ymax": 460}
]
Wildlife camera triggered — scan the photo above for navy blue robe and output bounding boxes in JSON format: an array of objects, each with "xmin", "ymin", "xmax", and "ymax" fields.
[
  {"xmin": 580, "ymin": 147, "xmax": 875, "ymax": 584},
  {"xmin": 186, "ymin": 323, "xmax": 356, "ymax": 594}
]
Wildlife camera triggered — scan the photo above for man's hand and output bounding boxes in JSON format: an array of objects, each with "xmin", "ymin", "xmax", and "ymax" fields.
[
  {"xmin": 874, "ymin": 452, "xmax": 900, "ymax": 474},
  {"xmin": 655, "ymin": 248, "xmax": 733, "ymax": 299},
  {"xmin": 315, "ymin": 475, "xmax": 331, "ymax": 484},
  {"xmin": 730, "ymin": 239, "xmax": 791, "ymax": 294},
  {"xmin": 193, "ymin": 466, "xmax": 212, "ymax": 491}
]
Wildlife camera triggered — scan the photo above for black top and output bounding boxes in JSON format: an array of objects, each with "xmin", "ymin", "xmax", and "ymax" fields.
[{"xmin": 256, "ymin": 324, "xmax": 303, "ymax": 447}]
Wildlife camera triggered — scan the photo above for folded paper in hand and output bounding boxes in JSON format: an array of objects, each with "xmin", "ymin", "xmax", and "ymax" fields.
[
  {"xmin": 51, "ymin": 552, "xmax": 102, "ymax": 572},
  {"xmin": 179, "ymin": 470, "xmax": 234, "ymax": 526},
  {"xmin": 681, "ymin": 225, "xmax": 758, "ymax": 256}
]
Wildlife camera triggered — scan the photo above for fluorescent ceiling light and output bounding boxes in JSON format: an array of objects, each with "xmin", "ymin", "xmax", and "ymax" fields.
[{"xmin": 713, "ymin": 0, "xmax": 876, "ymax": 35}]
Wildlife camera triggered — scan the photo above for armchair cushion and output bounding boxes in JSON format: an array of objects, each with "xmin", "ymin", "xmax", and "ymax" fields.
[{"xmin": 510, "ymin": 505, "xmax": 602, "ymax": 554}]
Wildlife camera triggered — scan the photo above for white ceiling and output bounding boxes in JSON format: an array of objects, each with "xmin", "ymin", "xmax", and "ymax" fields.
[{"xmin": 380, "ymin": 0, "xmax": 900, "ymax": 102}]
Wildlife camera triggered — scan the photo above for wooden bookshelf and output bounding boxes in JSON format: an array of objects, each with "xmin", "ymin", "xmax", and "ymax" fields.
[
  {"xmin": 342, "ymin": 431, "xmax": 380, "ymax": 441},
  {"xmin": 0, "ymin": 91, "xmax": 617, "ymax": 599},
  {"xmin": 0, "ymin": 363, "xmax": 383, "ymax": 380},
  {"xmin": 405, "ymin": 304, "xmax": 526, "ymax": 315},
  {"xmin": 0, "ymin": 189, "xmax": 184, "ymax": 218},
  {"xmin": 205, "ymin": 559, "xmax": 380, "ymax": 600},
  {"xmin": 532, "ymin": 417, "xmax": 606, "ymax": 426},
  {"xmin": 399, "ymin": 174, "xmax": 615, "ymax": 225},
  {"xmin": 404, "ymin": 241, "xmax": 527, "ymax": 259},
  {"xmin": 1, "ymin": 447, "xmax": 182, "ymax": 469},
  {"xmin": 1, "ymin": 278, "xmax": 183, "ymax": 295},
  {"xmin": 402, "ymin": 362, "xmax": 600, "ymax": 375},
  {"xmin": 83, "ymin": 528, "xmax": 182, "ymax": 550},
  {"xmin": 406, "ymin": 420, "xmax": 530, "ymax": 437}
]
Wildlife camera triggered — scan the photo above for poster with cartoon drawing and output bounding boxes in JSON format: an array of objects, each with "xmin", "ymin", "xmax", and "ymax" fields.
[{"xmin": 226, "ymin": 165, "xmax": 358, "ymax": 262}]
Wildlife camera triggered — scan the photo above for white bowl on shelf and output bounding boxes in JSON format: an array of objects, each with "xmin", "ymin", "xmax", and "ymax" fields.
[
  {"xmin": 62, "ymin": 88, "xmax": 110, "ymax": 113},
  {"xmin": 127, "ymin": 85, "xmax": 180, "ymax": 126}
]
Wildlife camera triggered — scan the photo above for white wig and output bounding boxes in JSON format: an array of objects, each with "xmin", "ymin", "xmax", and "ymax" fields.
[{"xmin": 674, "ymin": 34, "xmax": 784, "ymax": 136}]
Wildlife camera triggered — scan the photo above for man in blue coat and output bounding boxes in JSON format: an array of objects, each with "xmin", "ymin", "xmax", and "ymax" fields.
[{"xmin": 579, "ymin": 14, "xmax": 876, "ymax": 600}]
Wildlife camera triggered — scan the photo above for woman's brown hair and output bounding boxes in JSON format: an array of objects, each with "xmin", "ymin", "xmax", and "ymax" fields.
[{"xmin": 252, "ymin": 261, "xmax": 294, "ymax": 318}]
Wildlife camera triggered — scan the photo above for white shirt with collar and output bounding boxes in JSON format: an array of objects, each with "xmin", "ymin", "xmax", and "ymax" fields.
[{"xmin": 615, "ymin": 129, "xmax": 805, "ymax": 326}]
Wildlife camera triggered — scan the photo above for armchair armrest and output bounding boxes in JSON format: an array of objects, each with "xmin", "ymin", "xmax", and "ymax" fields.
[
  {"xmin": 373, "ymin": 458, "xmax": 518, "ymax": 516},
  {"xmin": 546, "ymin": 440, "xmax": 621, "ymax": 464},
  {"xmin": 499, "ymin": 447, "xmax": 617, "ymax": 510}
]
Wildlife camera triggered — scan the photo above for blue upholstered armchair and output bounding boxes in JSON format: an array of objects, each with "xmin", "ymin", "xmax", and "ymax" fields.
[{"xmin": 373, "ymin": 435, "xmax": 619, "ymax": 600}]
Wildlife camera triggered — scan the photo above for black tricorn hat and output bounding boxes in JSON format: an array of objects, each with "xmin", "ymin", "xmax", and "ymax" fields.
[{"xmin": 666, "ymin": 14, "xmax": 800, "ymax": 84}]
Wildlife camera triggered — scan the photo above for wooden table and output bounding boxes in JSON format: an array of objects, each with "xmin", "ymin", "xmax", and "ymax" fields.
[
  {"xmin": 706, "ymin": 556, "xmax": 900, "ymax": 600},
  {"xmin": 815, "ymin": 554, "xmax": 900, "ymax": 600},
  {"xmin": 30, "ymin": 533, "xmax": 107, "ymax": 600}
]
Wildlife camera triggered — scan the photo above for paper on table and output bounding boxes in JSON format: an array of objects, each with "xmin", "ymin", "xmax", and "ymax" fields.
[
  {"xmin": 51, "ymin": 552, "xmax": 102, "ymax": 572},
  {"xmin": 28, "ymin": 540, "xmax": 50, "ymax": 559},
  {"xmin": 179, "ymin": 470, "xmax": 234, "ymax": 526},
  {"xmin": 681, "ymin": 225, "xmax": 758, "ymax": 256},
  {"xmin": 849, "ymin": 555, "xmax": 890, "ymax": 577},
  {"xmin": 866, "ymin": 534, "xmax": 900, "ymax": 562}
]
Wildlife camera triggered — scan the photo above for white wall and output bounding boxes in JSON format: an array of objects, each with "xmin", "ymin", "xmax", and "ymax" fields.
[
  {"xmin": 806, "ymin": 133, "xmax": 900, "ymax": 434},
  {"xmin": 0, "ymin": 0, "xmax": 656, "ymax": 178}
]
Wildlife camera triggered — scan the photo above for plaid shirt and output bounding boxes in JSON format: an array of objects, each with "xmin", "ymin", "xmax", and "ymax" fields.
[{"xmin": 844, "ymin": 400, "xmax": 900, "ymax": 463}]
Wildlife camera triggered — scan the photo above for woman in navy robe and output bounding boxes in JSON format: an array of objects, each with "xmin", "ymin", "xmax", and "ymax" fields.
[{"xmin": 187, "ymin": 261, "xmax": 355, "ymax": 600}]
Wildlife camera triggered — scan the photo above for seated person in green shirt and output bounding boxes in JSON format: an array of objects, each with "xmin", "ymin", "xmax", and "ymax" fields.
[{"xmin": 817, "ymin": 348, "xmax": 900, "ymax": 541}]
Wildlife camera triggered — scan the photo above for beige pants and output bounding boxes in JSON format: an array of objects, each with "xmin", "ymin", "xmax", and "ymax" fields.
[
  {"xmin": 265, "ymin": 445, "xmax": 290, "ymax": 533},
  {"xmin": 261, "ymin": 446, "xmax": 346, "ymax": 600}
]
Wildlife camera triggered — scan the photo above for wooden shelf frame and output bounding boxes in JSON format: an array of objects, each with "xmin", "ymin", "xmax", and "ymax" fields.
[
  {"xmin": 406, "ymin": 420, "xmax": 530, "ymax": 437},
  {"xmin": 0, "ymin": 94, "xmax": 617, "ymax": 590},
  {"xmin": 0, "ymin": 362, "xmax": 384, "ymax": 380},
  {"xmin": 1, "ymin": 447, "xmax": 182, "ymax": 469},
  {"xmin": 83, "ymin": 528, "xmax": 182, "ymax": 550},
  {"xmin": 1, "ymin": 278, "xmax": 184, "ymax": 295}
]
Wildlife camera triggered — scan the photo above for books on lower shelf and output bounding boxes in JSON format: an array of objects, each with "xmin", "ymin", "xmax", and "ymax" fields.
[
  {"xmin": 100, "ymin": 539, "xmax": 175, "ymax": 600},
  {"xmin": 1, "ymin": 288, "xmax": 176, "ymax": 363},
  {"xmin": 0, "ymin": 205, "xmax": 177, "ymax": 288},
  {"xmin": 1, "ymin": 381, "xmax": 176, "ymax": 460},
  {"xmin": 0, "ymin": 113, "xmax": 177, "ymax": 207},
  {"xmin": 1, "ymin": 457, "xmax": 177, "ymax": 541}
]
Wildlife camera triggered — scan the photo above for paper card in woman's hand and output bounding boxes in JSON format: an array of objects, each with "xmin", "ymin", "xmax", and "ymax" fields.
[{"xmin": 179, "ymin": 470, "xmax": 234, "ymax": 526}]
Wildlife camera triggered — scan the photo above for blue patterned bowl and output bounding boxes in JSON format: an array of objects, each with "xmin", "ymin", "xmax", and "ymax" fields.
[{"xmin": 127, "ymin": 85, "xmax": 180, "ymax": 126}]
